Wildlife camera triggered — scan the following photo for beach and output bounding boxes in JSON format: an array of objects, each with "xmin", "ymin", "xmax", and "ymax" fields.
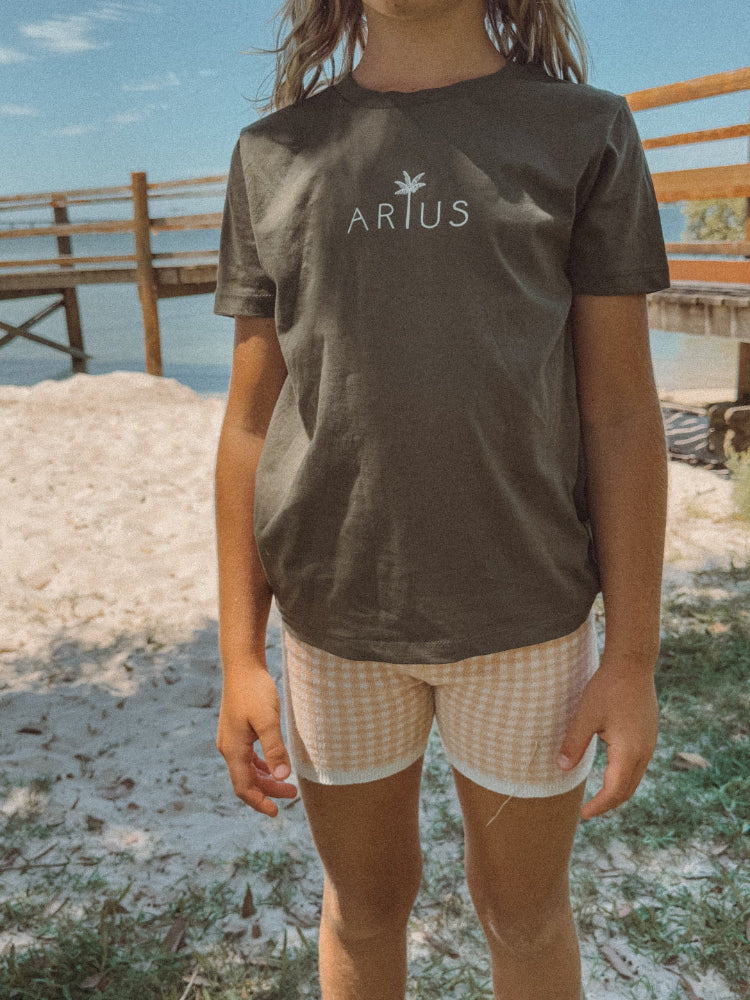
[{"xmin": 1, "ymin": 371, "xmax": 748, "ymax": 999}]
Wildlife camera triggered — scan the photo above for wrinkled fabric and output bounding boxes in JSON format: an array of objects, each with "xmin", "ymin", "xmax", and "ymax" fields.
[{"xmin": 214, "ymin": 59, "xmax": 670, "ymax": 663}]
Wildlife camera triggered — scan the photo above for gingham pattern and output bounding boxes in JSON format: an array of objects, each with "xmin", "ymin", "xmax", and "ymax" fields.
[{"xmin": 281, "ymin": 609, "xmax": 599, "ymax": 797}]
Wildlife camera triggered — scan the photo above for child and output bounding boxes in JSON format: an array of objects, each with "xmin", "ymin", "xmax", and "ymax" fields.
[{"xmin": 213, "ymin": 2, "xmax": 669, "ymax": 998}]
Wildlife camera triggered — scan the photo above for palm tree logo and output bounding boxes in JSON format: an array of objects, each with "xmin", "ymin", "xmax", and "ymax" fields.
[{"xmin": 394, "ymin": 170, "xmax": 426, "ymax": 230}]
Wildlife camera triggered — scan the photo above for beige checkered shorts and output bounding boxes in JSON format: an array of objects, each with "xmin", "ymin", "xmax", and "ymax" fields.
[{"xmin": 281, "ymin": 608, "xmax": 600, "ymax": 797}]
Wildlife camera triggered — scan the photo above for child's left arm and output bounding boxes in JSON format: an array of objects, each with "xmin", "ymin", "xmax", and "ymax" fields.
[{"xmin": 558, "ymin": 291, "xmax": 666, "ymax": 819}]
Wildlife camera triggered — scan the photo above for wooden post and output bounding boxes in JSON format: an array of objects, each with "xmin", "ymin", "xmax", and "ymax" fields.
[
  {"xmin": 52, "ymin": 200, "xmax": 86, "ymax": 374},
  {"xmin": 131, "ymin": 171, "xmax": 162, "ymax": 376},
  {"xmin": 740, "ymin": 109, "xmax": 750, "ymax": 404}
]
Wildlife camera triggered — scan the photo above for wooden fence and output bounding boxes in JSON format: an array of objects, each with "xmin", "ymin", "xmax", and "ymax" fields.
[
  {"xmin": 1, "ymin": 64, "xmax": 749, "ymax": 391},
  {"xmin": 0, "ymin": 173, "xmax": 223, "ymax": 375}
]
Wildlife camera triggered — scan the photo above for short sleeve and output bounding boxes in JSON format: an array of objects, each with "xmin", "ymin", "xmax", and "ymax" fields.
[
  {"xmin": 213, "ymin": 139, "xmax": 276, "ymax": 318},
  {"xmin": 566, "ymin": 96, "xmax": 671, "ymax": 296}
]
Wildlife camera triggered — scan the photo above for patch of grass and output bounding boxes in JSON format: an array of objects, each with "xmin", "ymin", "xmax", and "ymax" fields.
[
  {"xmin": 244, "ymin": 849, "xmax": 309, "ymax": 910},
  {"xmin": 408, "ymin": 962, "xmax": 492, "ymax": 998},
  {"xmin": 580, "ymin": 594, "xmax": 750, "ymax": 855},
  {"xmin": 430, "ymin": 796, "xmax": 465, "ymax": 845},
  {"xmin": 573, "ymin": 581, "xmax": 750, "ymax": 995},
  {"xmin": 1, "ymin": 893, "xmax": 189, "ymax": 1000},
  {"xmin": 618, "ymin": 864, "xmax": 749, "ymax": 988},
  {"xmin": 0, "ymin": 874, "xmax": 320, "ymax": 1000},
  {"xmin": 229, "ymin": 927, "xmax": 318, "ymax": 999}
]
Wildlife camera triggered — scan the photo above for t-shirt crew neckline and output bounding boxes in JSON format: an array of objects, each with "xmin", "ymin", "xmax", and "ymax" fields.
[{"xmin": 334, "ymin": 58, "xmax": 522, "ymax": 107}]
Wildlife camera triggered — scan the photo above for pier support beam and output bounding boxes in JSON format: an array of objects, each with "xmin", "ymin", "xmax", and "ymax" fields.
[
  {"xmin": 738, "ymin": 342, "xmax": 750, "ymax": 404},
  {"xmin": 132, "ymin": 171, "xmax": 162, "ymax": 377},
  {"xmin": 742, "ymin": 179, "xmax": 750, "ymax": 403},
  {"xmin": 53, "ymin": 203, "xmax": 86, "ymax": 374}
]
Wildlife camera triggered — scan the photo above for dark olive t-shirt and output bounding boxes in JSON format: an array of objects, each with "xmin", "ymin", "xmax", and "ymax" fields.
[{"xmin": 214, "ymin": 59, "xmax": 671, "ymax": 663}]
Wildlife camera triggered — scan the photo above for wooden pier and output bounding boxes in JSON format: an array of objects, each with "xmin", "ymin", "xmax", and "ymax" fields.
[
  {"xmin": 0, "ymin": 173, "xmax": 224, "ymax": 377},
  {"xmin": 1, "ymin": 65, "xmax": 750, "ymax": 395}
]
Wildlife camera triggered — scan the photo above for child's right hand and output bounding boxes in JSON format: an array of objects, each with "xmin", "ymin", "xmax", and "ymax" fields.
[{"xmin": 216, "ymin": 665, "xmax": 298, "ymax": 817}]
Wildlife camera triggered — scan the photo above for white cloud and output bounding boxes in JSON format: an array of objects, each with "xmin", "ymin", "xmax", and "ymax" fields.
[
  {"xmin": 122, "ymin": 71, "xmax": 179, "ymax": 92},
  {"xmin": 50, "ymin": 124, "xmax": 98, "ymax": 136},
  {"xmin": 21, "ymin": 15, "xmax": 109, "ymax": 54},
  {"xmin": 111, "ymin": 109, "xmax": 147, "ymax": 125},
  {"xmin": 19, "ymin": 4, "xmax": 159, "ymax": 56},
  {"xmin": 1, "ymin": 104, "xmax": 40, "ymax": 116},
  {"xmin": 88, "ymin": 4, "xmax": 135, "ymax": 21},
  {"xmin": 0, "ymin": 46, "xmax": 29, "ymax": 64}
]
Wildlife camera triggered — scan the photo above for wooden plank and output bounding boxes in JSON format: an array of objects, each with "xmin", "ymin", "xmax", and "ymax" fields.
[
  {"xmin": 0, "ymin": 263, "xmax": 218, "ymax": 293},
  {"xmin": 0, "ymin": 219, "xmax": 135, "ymax": 239},
  {"xmin": 652, "ymin": 280, "xmax": 750, "ymax": 304},
  {"xmin": 0, "ymin": 174, "xmax": 226, "ymax": 209},
  {"xmin": 156, "ymin": 282, "xmax": 217, "ymax": 299},
  {"xmin": 625, "ymin": 65, "xmax": 750, "ymax": 111},
  {"xmin": 0, "ymin": 250, "xmax": 215, "ymax": 267},
  {"xmin": 0, "ymin": 254, "xmax": 137, "ymax": 269},
  {"xmin": 150, "ymin": 212, "xmax": 222, "ymax": 232},
  {"xmin": 0, "ymin": 321, "xmax": 89, "ymax": 360},
  {"xmin": 0, "ymin": 268, "xmax": 139, "ymax": 293},
  {"xmin": 155, "ymin": 264, "xmax": 217, "ymax": 288},
  {"xmin": 147, "ymin": 174, "xmax": 227, "ymax": 191},
  {"xmin": 642, "ymin": 123, "xmax": 750, "ymax": 150},
  {"xmin": 0, "ymin": 287, "xmax": 67, "ymax": 302},
  {"xmin": 147, "ymin": 187, "xmax": 223, "ymax": 202},
  {"xmin": 665, "ymin": 240, "xmax": 750, "ymax": 255},
  {"xmin": 151, "ymin": 249, "xmax": 218, "ymax": 260},
  {"xmin": 668, "ymin": 259, "xmax": 750, "ymax": 283},
  {"xmin": 0, "ymin": 183, "xmax": 133, "ymax": 206},
  {"xmin": 131, "ymin": 171, "xmax": 162, "ymax": 376},
  {"xmin": 0, "ymin": 195, "xmax": 135, "ymax": 214},
  {"xmin": 651, "ymin": 162, "xmax": 750, "ymax": 202}
]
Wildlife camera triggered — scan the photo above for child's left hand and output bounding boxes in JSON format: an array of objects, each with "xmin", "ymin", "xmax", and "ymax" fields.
[{"xmin": 557, "ymin": 654, "xmax": 659, "ymax": 819}]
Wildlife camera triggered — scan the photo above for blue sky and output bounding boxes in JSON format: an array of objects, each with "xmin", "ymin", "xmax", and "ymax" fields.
[{"xmin": 1, "ymin": 0, "xmax": 749, "ymax": 196}]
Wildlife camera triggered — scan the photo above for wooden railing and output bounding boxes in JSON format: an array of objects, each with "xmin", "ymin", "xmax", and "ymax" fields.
[
  {"xmin": 1, "ymin": 65, "xmax": 749, "ymax": 378},
  {"xmin": 626, "ymin": 65, "xmax": 750, "ymax": 285},
  {"xmin": 0, "ymin": 174, "xmax": 224, "ymax": 374}
]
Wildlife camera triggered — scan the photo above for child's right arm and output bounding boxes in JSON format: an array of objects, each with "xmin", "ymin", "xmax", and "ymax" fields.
[{"xmin": 214, "ymin": 315, "xmax": 297, "ymax": 816}]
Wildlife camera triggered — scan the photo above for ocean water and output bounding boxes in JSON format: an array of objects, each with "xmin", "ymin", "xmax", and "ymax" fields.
[{"xmin": 0, "ymin": 202, "xmax": 740, "ymax": 397}]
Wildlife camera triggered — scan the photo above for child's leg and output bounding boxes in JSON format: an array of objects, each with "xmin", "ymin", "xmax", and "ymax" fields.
[
  {"xmin": 297, "ymin": 756, "xmax": 424, "ymax": 1000},
  {"xmin": 453, "ymin": 771, "xmax": 586, "ymax": 1000}
]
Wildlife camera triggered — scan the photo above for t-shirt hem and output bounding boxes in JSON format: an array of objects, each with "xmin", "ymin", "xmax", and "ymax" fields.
[
  {"xmin": 570, "ymin": 267, "xmax": 671, "ymax": 296},
  {"xmin": 213, "ymin": 292, "xmax": 276, "ymax": 318},
  {"xmin": 278, "ymin": 601, "xmax": 598, "ymax": 665}
]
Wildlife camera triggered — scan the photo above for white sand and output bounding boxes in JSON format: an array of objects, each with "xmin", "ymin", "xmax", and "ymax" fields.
[{"xmin": 0, "ymin": 371, "xmax": 746, "ymax": 999}]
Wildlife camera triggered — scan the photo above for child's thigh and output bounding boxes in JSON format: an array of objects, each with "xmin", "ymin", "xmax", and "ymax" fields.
[
  {"xmin": 297, "ymin": 757, "xmax": 424, "ymax": 911},
  {"xmin": 453, "ymin": 770, "xmax": 586, "ymax": 910}
]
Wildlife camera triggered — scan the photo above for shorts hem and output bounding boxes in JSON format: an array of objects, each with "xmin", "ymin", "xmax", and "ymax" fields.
[
  {"xmin": 289, "ymin": 748, "xmax": 426, "ymax": 786},
  {"xmin": 444, "ymin": 739, "xmax": 597, "ymax": 799}
]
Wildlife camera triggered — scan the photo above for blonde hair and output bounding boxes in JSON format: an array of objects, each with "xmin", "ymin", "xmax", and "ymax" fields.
[{"xmin": 248, "ymin": 0, "xmax": 590, "ymax": 113}]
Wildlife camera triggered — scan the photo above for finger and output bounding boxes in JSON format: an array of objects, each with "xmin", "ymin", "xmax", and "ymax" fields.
[
  {"xmin": 255, "ymin": 771, "xmax": 299, "ymax": 798},
  {"xmin": 235, "ymin": 760, "xmax": 296, "ymax": 814},
  {"xmin": 581, "ymin": 754, "xmax": 644, "ymax": 819},
  {"xmin": 224, "ymin": 751, "xmax": 286, "ymax": 816},
  {"xmin": 251, "ymin": 750, "xmax": 297, "ymax": 796},
  {"xmin": 558, "ymin": 713, "xmax": 597, "ymax": 772},
  {"xmin": 256, "ymin": 723, "xmax": 293, "ymax": 781},
  {"xmin": 239, "ymin": 785, "xmax": 282, "ymax": 817}
]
